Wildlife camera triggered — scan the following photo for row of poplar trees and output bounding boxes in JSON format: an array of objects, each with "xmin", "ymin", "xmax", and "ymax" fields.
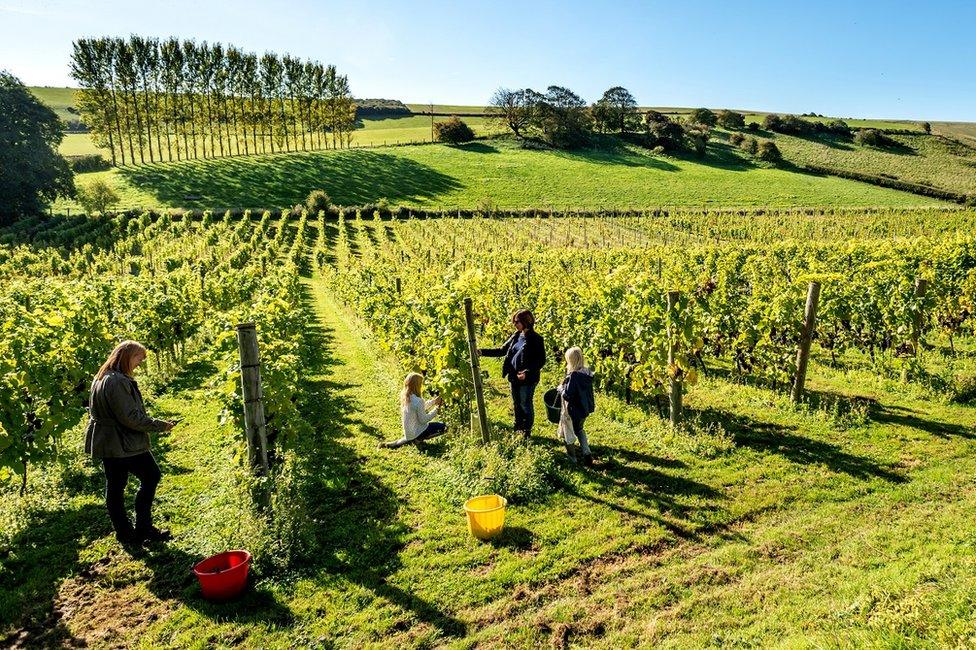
[{"xmin": 70, "ymin": 36, "xmax": 357, "ymax": 166}]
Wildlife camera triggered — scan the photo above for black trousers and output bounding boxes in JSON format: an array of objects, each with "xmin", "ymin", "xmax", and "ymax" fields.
[{"xmin": 103, "ymin": 451, "xmax": 161, "ymax": 536}]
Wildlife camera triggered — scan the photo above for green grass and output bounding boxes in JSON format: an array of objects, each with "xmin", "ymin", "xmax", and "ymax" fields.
[
  {"xmin": 4, "ymin": 248, "xmax": 976, "ymax": 646},
  {"xmin": 28, "ymin": 86, "xmax": 80, "ymax": 124},
  {"xmin": 60, "ymin": 138, "xmax": 945, "ymax": 213},
  {"xmin": 718, "ymin": 129, "xmax": 976, "ymax": 198}
]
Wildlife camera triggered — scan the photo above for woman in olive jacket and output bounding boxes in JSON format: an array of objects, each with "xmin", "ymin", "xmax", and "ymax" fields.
[
  {"xmin": 85, "ymin": 340, "xmax": 175, "ymax": 545},
  {"xmin": 480, "ymin": 309, "xmax": 546, "ymax": 437}
]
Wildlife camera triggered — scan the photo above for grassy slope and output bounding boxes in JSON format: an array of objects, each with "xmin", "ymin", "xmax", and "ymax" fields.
[
  {"xmin": 4, "ymin": 240, "xmax": 976, "ymax": 646},
  {"xmin": 718, "ymin": 129, "xmax": 976, "ymax": 198},
  {"xmin": 28, "ymin": 86, "xmax": 79, "ymax": 124},
  {"xmin": 63, "ymin": 139, "xmax": 944, "ymax": 212}
]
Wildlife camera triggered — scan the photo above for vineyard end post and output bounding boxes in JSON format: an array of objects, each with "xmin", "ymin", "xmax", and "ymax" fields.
[
  {"xmin": 667, "ymin": 290, "xmax": 683, "ymax": 426},
  {"xmin": 236, "ymin": 323, "xmax": 270, "ymax": 475},
  {"xmin": 463, "ymin": 298, "xmax": 491, "ymax": 443},
  {"xmin": 791, "ymin": 281, "xmax": 821, "ymax": 404},
  {"xmin": 912, "ymin": 277, "xmax": 929, "ymax": 356}
]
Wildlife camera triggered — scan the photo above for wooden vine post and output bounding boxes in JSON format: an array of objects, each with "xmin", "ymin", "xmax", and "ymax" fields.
[
  {"xmin": 667, "ymin": 290, "xmax": 683, "ymax": 426},
  {"xmin": 791, "ymin": 281, "xmax": 821, "ymax": 404},
  {"xmin": 236, "ymin": 322, "xmax": 270, "ymax": 474},
  {"xmin": 463, "ymin": 298, "xmax": 491, "ymax": 443},
  {"xmin": 912, "ymin": 277, "xmax": 929, "ymax": 355}
]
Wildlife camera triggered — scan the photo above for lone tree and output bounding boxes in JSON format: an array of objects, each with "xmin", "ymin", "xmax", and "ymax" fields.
[
  {"xmin": 592, "ymin": 86, "xmax": 639, "ymax": 133},
  {"xmin": 434, "ymin": 116, "xmax": 475, "ymax": 144},
  {"xmin": 0, "ymin": 70, "xmax": 74, "ymax": 220},
  {"xmin": 487, "ymin": 88, "xmax": 532, "ymax": 139},
  {"xmin": 76, "ymin": 178, "xmax": 121, "ymax": 215},
  {"xmin": 757, "ymin": 140, "xmax": 783, "ymax": 163},
  {"xmin": 921, "ymin": 121, "xmax": 932, "ymax": 134}
]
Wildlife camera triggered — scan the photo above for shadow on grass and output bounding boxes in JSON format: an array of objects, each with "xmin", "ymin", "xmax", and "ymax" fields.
[
  {"xmin": 119, "ymin": 150, "xmax": 464, "ymax": 209},
  {"xmin": 869, "ymin": 404, "xmax": 975, "ymax": 440},
  {"xmin": 695, "ymin": 407, "xmax": 906, "ymax": 483},
  {"xmin": 286, "ymin": 282, "xmax": 467, "ymax": 638},
  {"xmin": 0, "ymin": 502, "xmax": 106, "ymax": 647}
]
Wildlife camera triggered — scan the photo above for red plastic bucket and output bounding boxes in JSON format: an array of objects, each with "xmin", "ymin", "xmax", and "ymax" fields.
[{"xmin": 193, "ymin": 550, "xmax": 251, "ymax": 601}]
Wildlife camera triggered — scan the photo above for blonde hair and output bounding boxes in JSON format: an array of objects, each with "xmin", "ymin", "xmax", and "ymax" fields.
[
  {"xmin": 565, "ymin": 347, "xmax": 585, "ymax": 373},
  {"xmin": 96, "ymin": 340, "xmax": 147, "ymax": 380},
  {"xmin": 400, "ymin": 372, "xmax": 424, "ymax": 406}
]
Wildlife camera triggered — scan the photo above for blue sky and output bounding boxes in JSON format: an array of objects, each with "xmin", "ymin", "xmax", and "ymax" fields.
[{"xmin": 1, "ymin": 0, "xmax": 974, "ymax": 121}]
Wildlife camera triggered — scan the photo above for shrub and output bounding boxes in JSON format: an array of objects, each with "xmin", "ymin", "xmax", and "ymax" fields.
[
  {"xmin": 684, "ymin": 125, "xmax": 710, "ymax": 157},
  {"xmin": 854, "ymin": 128, "xmax": 899, "ymax": 148},
  {"xmin": 757, "ymin": 141, "xmax": 783, "ymax": 163},
  {"xmin": 922, "ymin": 121, "xmax": 932, "ymax": 134},
  {"xmin": 68, "ymin": 154, "xmax": 111, "ymax": 173},
  {"xmin": 645, "ymin": 111, "xmax": 685, "ymax": 151},
  {"xmin": 305, "ymin": 189, "xmax": 331, "ymax": 214},
  {"xmin": 689, "ymin": 107, "xmax": 718, "ymax": 127},
  {"xmin": 717, "ymin": 110, "xmax": 745, "ymax": 129},
  {"xmin": 741, "ymin": 137, "xmax": 759, "ymax": 155},
  {"xmin": 747, "ymin": 121, "xmax": 760, "ymax": 132},
  {"xmin": 434, "ymin": 116, "xmax": 475, "ymax": 144},
  {"xmin": 729, "ymin": 132, "xmax": 745, "ymax": 146},
  {"xmin": 76, "ymin": 178, "xmax": 120, "ymax": 215},
  {"xmin": 434, "ymin": 431, "xmax": 562, "ymax": 505}
]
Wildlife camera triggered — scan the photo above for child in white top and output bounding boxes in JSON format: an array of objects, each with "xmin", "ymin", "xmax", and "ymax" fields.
[{"xmin": 380, "ymin": 372, "xmax": 446, "ymax": 448}]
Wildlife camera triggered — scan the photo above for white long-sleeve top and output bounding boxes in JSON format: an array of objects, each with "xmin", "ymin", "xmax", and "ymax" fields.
[{"xmin": 401, "ymin": 395, "xmax": 439, "ymax": 441}]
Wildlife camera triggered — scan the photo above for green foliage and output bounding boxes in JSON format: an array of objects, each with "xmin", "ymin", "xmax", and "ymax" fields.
[
  {"xmin": 68, "ymin": 154, "xmax": 111, "ymax": 173},
  {"xmin": 757, "ymin": 140, "xmax": 783, "ymax": 163},
  {"xmin": 435, "ymin": 431, "xmax": 560, "ymax": 505},
  {"xmin": 854, "ymin": 128, "xmax": 899, "ymax": 148},
  {"xmin": 592, "ymin": 86, "xmax": 640, "ymax": 133},
  {"xmin": 729, "ymin": 132, "xmax": 745, "ymax": 146},
  {"xmin": 305, "ymin": 189, "xmax": 331, "ymax": 214},
  {"xmin": 718, "ymin": 110, "xmax": 745, "ymax": 129},
  {"xmin": 0, "ymin": 71, "xmax": 74, "ymax": 220},
  {"xmin": 434, "ymin": 116, "xmax": 475, "ymax": 144},
  {"xmin": 76, "ymin": 178, "xmax": 121, "ymax": 215},
  {"xmin": 689, "ymin": 108, "xmax": 718, "ymax": 127}
]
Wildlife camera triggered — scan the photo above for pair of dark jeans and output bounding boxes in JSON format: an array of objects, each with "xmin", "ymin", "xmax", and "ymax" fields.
[
  {"xmin": 103, "ymin": 451, "xmax": 161, "ymax": 537},
  {"xmin": 511, "ymin": 382, "xmax": 537, "ymax": 434},
  {"xmin": 387, "ymin": 421, "xmax": 447, "ymax": 448}
]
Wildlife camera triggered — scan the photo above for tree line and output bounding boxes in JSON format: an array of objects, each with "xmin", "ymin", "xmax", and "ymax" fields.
[
  {"xmin": 70, "ymin": 36, "xmax": 357, "ymax": 166},
  {"xmin": 488, "ymin": 86, "xmax": 780, "ymax": 160}
]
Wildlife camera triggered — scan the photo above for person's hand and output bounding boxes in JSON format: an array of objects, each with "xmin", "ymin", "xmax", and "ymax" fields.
[{"xmin": 517, "ymin": 371, "xmax": 527, "ymax": 381}]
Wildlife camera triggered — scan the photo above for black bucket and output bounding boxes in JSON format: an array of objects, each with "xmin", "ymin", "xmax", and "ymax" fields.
[{"xmin": 543, "ymin": 388, "xmax": 562, "ymax": 424}]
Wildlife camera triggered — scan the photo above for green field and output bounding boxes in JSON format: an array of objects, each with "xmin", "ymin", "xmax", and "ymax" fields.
[
  {"xmin": 61, "ymin": 139, "xmax": 947, "ymax": 213},
  {"xmin": 28, "ymin": 86, "xmax": 80, "ymax": 124}
]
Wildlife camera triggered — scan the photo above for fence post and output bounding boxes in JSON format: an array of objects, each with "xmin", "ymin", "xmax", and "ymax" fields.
[
  {"xmin": 912, "ymin": 277, "xmax": 929, "ymax": 355},
  {"xmin": 791, "ymin": 281, "xmax": 821, "ymax": 404},
  {"xmin": 463, "ymin": 298, "xmax": 491, "ymax": 443},
  {"xmin": 667, "ymin": 290, "xmax": 683, "ymax": 426},
  {"xmin": 236, "ymin": 323, "xmax": 270, "ymax": 474}
]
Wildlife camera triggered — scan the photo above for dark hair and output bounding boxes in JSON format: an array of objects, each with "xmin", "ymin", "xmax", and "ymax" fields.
[{"xmin": 512, "ymin": 309, "xmax": 535, "ymax": 330}]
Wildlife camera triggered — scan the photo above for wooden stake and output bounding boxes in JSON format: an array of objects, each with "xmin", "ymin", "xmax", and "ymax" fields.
[
  {"xmin": 791, "ymin": 281, "xmax": 821, "ymax": 404},
  {"xmin": 667, "ymin": 290, "xmax": 683, "ymax": 426},
  {"xmin": 236, "ymin": 323, "xmax": 269, "ymax": 474},
  {"xmin": 463, "ymin": 298, "xmax": 491, "ymax": 443}
]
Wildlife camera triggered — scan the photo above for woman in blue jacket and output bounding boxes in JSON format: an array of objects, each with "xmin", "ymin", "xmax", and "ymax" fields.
[{"xmin": 480, "ymin": 309, "xmax": 546, "ymax": 438}]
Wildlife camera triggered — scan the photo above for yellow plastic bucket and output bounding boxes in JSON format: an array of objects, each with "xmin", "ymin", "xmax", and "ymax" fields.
[{"xmin": 463, "ymin": 494, "xmax": 507, "ymax": 540}]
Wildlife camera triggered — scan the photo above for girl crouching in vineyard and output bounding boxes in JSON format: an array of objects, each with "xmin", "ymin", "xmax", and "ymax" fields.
[
  {"xmin": 557, "ymin": 347, "xmax": 596, "ymax": 466},
  {"xmin": 480, "ymin": 309, "xmax": 546, "ymax": 438},
  {"xmin": 381, "ymin": 372, "xmax": 446, "ymax": 448},
  {"xmin": 84, "ymin": 341, "xmax": 176, "ymax": 546}
]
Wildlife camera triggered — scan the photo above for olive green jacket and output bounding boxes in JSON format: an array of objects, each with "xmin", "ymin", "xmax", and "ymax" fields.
[{"xmin": 84, "ymin": 370, "xmax": 168, "ymax": 459}]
